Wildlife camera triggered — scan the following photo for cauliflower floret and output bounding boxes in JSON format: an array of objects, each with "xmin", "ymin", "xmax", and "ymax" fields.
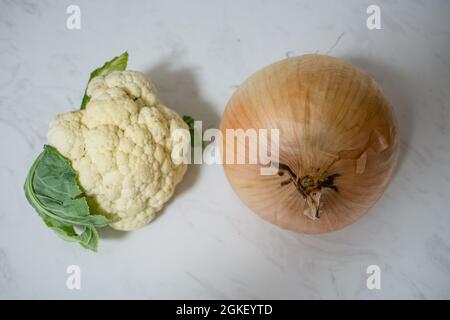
[{"xmin": 47, "ymin": 71, "xmax": 190, "ymax": 231}]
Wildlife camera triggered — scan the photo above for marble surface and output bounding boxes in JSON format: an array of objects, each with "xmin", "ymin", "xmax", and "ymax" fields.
[{"xmin": 1, "ymin": 0, "xmax": 449, "ymax": 299}]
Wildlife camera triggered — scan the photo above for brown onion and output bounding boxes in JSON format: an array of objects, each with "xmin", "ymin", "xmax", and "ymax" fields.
[{"xmin": 220, "ymin": 54, "xmax": 399, "ymax": 234}]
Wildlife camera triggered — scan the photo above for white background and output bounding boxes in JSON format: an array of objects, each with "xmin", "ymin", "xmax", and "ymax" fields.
[{"xmin": 0, "ymin": 0, "xmax": 449, "ymax": 299}]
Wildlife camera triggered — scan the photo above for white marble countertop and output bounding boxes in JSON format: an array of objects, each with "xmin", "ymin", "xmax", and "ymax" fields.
[{"xmin": 1, "ymin": 0, "xmax": 449, "ymax": 299}]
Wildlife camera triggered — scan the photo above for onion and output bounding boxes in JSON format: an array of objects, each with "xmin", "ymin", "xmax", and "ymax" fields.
[{"xmin": 220, "ymin": 54, "xmax": 399, "ymax": 233}]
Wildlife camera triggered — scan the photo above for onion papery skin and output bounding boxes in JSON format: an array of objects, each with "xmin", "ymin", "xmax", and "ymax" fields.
[{"xmin": 220, "ymin": 54, "xmax": 399, "ymax": 234}]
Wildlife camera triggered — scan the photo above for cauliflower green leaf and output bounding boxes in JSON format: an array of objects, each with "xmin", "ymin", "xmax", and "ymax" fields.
[
  {"xmin": 24, "ymin": 145, "xmax": 115, "ymax": 251},
  {"xmin": 183, "ymin": 115, "xmax": 195, "ymax": 146},
  {"xmin": 80, "ymin": 52, "xmax": 128, "ymax": 110},
  {"xmin": 183, "ymin": 115, "xmax": 206, "ymax": 149}
]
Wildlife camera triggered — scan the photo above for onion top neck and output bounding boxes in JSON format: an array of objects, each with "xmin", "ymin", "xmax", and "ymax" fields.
[{"xmin": 274, "ymin": 162, "xmax": 340, "ymax": 220}]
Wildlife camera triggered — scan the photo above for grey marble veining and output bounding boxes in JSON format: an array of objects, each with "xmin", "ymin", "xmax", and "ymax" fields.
[{"xmin": 0, "ymin": 0, "xmax": 449, "ymax": 299}]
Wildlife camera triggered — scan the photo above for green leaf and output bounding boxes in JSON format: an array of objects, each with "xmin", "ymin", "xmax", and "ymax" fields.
[
  {"xmin": 43, "ymin": 216, "xmax": 99, "ymax": 251},
  {"xmin": 183, "ymin": 115, "xmax": 205, "ymax": 149},
  {"xmin": 182, "ymin": 115, "xmax": 194, "ymax": 130},
  {"xmin": 182, "ymin": 115, "xmax": 195, "ymax": 148},
  {"xmin": 79, "ymin": 226, "xmax": 99, "ymax": 251},
  {"xmin": 80, "ymin": 52, "xmax": 129, "ymax": 110},
  {"xmin": 24, "ymin": 145, "xmax": 115, "ymax": 251},
  {"xmin": 32, "ymin": 145, "xmax": 82, "ymax": 201}
]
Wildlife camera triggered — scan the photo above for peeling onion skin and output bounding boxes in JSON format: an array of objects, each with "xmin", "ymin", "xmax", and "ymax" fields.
[{"xmin": 220, "ymin": 54, "xmax": 399, "ymax": 234}]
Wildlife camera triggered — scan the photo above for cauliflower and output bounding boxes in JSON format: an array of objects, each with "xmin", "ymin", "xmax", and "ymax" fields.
[{"xmin": 47, "ymin": 71, "xmax": 190, "ymax": 231}]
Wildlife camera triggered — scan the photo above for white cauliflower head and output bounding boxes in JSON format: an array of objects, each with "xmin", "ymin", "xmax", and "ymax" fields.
[{"xmin": 47, "ymin": 71, "xmax": 190, "ymax": 231}]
